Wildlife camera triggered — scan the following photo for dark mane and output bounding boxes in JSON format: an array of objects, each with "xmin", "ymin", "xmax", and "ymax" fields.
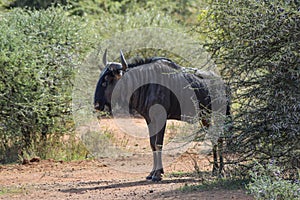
[{"xmin": 127, "ymin": 57, "xmax": 181, "ymax": 70}]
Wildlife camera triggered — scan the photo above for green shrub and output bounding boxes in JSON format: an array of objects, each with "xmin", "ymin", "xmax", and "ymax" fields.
[
  {"xmin": 0, "ymin": 7, "xmax": 90, "ymax": 163},
  {"xmin": 3, "ymin": 0, "xmax": 68, "ymax": 10},
  {"xmin": 203, "ymin": 0, "xmax": 300, "ymax": 176},
  {"xmin": 247, "ymin": 162, "xmax": 300, "ymax": 200},
  {"xmin": 66, "ymin": 0, "xmax": 201, "ymax": 24}
]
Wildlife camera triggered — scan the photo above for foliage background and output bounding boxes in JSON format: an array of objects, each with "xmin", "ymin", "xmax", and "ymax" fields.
[
  {"xmin": 202, "ymin": 0, "xmax": 299, "ymax": 178},
  {"xmin": 0, "ymin": 7, "xmax": 91, "ymax": 162}
]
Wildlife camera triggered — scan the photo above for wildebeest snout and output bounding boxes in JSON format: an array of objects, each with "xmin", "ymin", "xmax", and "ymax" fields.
[{"xmin": 94, "ymin": 102, "xmax": 103, "ymax": 111}]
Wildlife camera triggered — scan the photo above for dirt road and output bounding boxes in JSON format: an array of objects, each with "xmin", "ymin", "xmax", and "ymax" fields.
[{"xmin": 0, "ymin": 157, "xmax": 254, "ymax": 200}]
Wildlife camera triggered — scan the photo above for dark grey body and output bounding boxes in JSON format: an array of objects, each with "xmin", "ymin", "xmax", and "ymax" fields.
[{"xmin": 94, "ymin": 51, "xmax": 229, "ymax": 181}]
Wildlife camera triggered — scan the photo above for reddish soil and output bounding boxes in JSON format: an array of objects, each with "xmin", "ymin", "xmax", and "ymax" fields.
[
  {"xmin": 0, "ymin": 119, "xmax": 254, "ymax": 200},
  {"xmin": 0, "ymin": 159, "xmax": 253, "ymax": 200}
]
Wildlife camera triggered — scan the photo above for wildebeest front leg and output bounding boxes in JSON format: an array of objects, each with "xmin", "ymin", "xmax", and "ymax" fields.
[{"xmin": 146, "ymin": 122, "xmax": 166, "ymax": 182}]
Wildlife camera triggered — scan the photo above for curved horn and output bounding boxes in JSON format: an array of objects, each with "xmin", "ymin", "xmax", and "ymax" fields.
[
  {"xmin": 120, "ymin": 50, "xmax": 128, "ymax": 71},
  {"xmin": 103, "ymin": 49, "xmax": 108, "ymax": 67}
]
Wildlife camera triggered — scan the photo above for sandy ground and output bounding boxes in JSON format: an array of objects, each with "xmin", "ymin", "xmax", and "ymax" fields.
[
  {"xmin": 0, "ymin": 119, "xmax": 254, "ymax": 200},
  {"xmin": 0, "ymin": 159, "xmax": 254, "ymax": 200}
]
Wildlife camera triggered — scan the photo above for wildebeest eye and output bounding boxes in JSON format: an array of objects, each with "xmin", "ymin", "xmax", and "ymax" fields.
[
  {"xmin": 104, "ymin": 74, "xmax": 114, "ymax": 82},
  {"xmin": 101, "ymin": 82, "xmax": 107, "ymax": 87}
]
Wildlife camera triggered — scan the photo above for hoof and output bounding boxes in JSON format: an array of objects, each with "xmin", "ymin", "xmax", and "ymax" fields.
[
  {"xmin": 149, "ymin": 169, "xmax": 164, "ymax": 182},
  {"xmin": 151, "ymin": 176, "xmax": 162, "ymax": 182},
  {"xmin": 146, "ymin": 171, "xmax": 155, "ymax": 180}
]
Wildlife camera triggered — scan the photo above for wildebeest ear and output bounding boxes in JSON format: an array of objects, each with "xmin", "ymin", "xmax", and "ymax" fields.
[
  {"xmin": 120, "ymin": 50, "xmax": 128, "ymax": 71},
  {"xmin": 103, "ymin": 49, "xmax": 108, "ymax": 67}
]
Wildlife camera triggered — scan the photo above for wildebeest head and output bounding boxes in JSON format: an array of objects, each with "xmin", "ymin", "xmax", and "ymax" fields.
[{"xmin": 94, "ymin": 50, "xmax": 128, "ymax": 111}]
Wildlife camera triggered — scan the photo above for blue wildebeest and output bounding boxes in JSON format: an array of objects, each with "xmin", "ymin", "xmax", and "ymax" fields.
[{"xmin": 94, "ymin": 50, "xmax": 231, "ymax": 181}]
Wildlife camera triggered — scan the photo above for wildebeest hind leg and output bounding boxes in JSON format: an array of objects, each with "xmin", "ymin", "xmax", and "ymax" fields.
[{"xmin": 212, "ymin": 144, "xmax": 219, "ymax": 176}]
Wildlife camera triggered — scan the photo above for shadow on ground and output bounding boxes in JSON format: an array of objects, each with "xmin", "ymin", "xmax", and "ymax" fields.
[{"xmin": 60, "ymin": 178, "xmax": 200, "ymax": 194}]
